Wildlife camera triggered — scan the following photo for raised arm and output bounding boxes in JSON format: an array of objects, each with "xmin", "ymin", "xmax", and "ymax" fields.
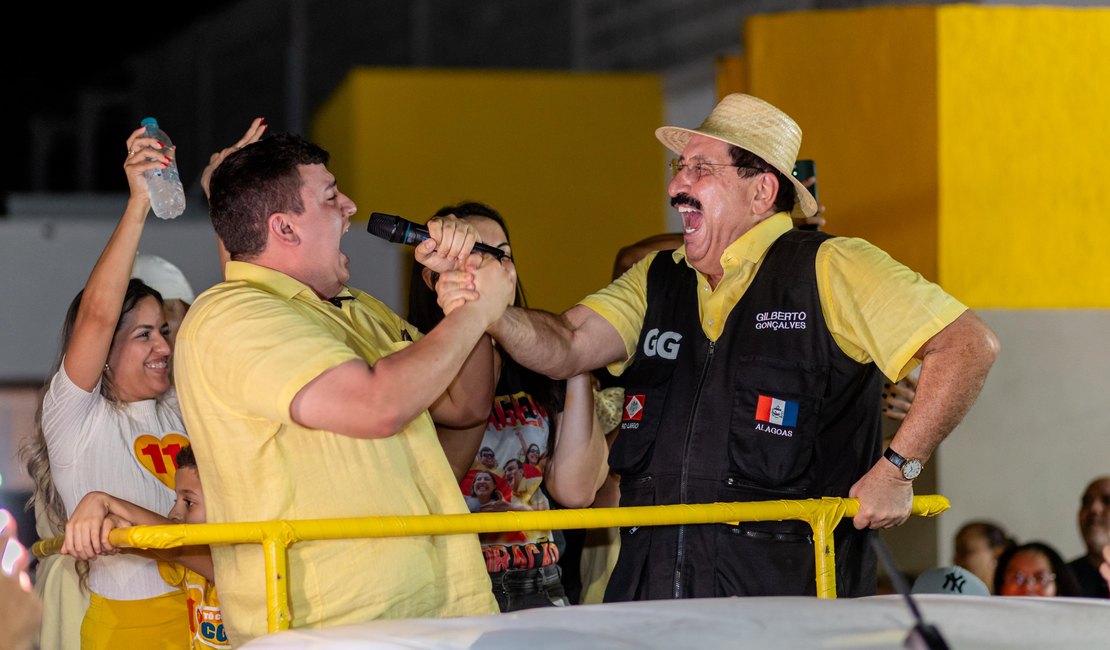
[
  {"xmin": 427, "ymin": 334, "xmax": 496, "ymax": 428},
  {"xmin": 543, "ymin": 373, "xmax": 609, "ymax": 507},
  {"xmin": 422, "ymin": 216, "xmax": 503, "ymax": 428},
  {"xmin": 435, "ymin": 351, "xmax": 504, "ymax": 481},
  {"xmin": 63, "ymin": 128, "xmax": 171, "ymax": 392},
  {"xmin": 487, "ymin": 305, "xmax": 627, "ymax": 380},
  {"xmin": 200, "ymin": 118, "xmax": 268, "ymax": 275},
  {"xmin": 851, "ymin": 310, "xmax": 1000, "ymax": 528}
]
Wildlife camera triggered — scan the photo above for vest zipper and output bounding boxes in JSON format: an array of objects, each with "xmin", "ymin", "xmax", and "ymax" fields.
[{"xmin": 673, "ymin": 339, "xmax": 715, "ymax": 598}]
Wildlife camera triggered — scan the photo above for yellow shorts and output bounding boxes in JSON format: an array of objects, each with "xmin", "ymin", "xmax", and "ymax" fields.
[{"xmin": 81, "ymin": 590, "xmax": 190, "ymax": 650}]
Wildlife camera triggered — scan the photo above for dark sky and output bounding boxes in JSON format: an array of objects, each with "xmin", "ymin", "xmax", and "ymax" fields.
[{"xmin": 2, "ymin": 5, "xmax": 227, "ymax": 197}]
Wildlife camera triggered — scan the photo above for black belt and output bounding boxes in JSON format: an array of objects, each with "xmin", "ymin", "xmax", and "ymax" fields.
[{"xmin": 490, "ymin": 564, "xmax": 561, "ymax": 594}]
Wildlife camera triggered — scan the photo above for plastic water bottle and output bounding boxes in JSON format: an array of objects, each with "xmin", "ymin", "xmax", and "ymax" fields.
[{"xmin": 140, "ymin": 117, "xmax": 186, "ymax": 219}]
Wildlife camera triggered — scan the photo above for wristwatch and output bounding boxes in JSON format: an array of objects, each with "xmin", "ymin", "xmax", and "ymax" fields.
[{"xmin": 883, "ymin": 447, "xmax": 923, "ymax": 481}]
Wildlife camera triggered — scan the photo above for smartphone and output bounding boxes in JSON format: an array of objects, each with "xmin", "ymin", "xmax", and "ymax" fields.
[{"xmin": 792, "ymin": 159, "xmax": 818, "ymax": 231}]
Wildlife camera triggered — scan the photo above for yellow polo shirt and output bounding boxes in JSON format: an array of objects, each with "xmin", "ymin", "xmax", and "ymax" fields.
[
  {"xmin": 174, "ymin": 262, "xmax": 496, "ymax": 645},
  {"xmin": 581, "ymin": 213, "xmax": 967, "ymax": 382}
]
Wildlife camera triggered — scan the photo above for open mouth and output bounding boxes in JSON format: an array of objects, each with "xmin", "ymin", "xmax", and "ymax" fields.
[
  {"xmin": 672, "ymin": 194, "xmax": 703, "ymax": 235},
  {"xmin": 678, "ymin": 205, "xmax": 703, "ymax": 234}
]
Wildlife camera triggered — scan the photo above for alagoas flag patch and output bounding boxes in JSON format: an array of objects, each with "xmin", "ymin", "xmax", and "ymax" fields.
[
  {"xmin": 755, "ymin": 395, "xmax": 798, "ymax": 427},
  {"xmin": 623, "ymin": 394, "xmax": 645, "ymax": 421}
]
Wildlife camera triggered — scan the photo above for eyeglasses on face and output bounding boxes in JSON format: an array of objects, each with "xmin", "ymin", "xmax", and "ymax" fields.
[
  {"xmin": 1007, "ymin": 571, "xmax": 1055, "ymax": 588},
  {"xmin": 670, "ymin": 158, "xmax": 767, "ymax": 180}
]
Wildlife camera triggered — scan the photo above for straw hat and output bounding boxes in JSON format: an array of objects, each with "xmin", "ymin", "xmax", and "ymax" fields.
[{"xmin": 655, "ymin": 93, "xmax": 818, "ymax": 219}]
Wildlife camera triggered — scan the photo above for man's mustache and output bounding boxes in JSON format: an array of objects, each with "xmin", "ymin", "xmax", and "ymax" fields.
[{"xmin": 671, "ymin": 193, "xmax": 702, "ymax": 211}]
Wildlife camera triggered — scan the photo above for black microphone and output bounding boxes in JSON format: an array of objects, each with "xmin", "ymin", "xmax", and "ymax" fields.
[{"xmin": 367, "ymin": 212, "xmax": 507, "ymax": 260}]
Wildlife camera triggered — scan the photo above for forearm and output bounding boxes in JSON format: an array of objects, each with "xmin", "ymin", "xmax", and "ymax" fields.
[
  {"xmin": 850, "ymin": 311, "xmax": 997, "ymax": 529},
  {"xmin": 100, "ymin": 494, "xmax": 169, "ymax": 527},
  {"xmin": 105, "ymin": 498, "xmax": 213, "ymax": 578},
  {"xmin": 64, "ymin": 491, "xmax": 164, "ymax": 559},
  {"xmin": 887, "ymin": 311, "xmax": 999, "ymax": 461},
  {"xmin": 488, "ymin": 307, "xmax": 577, "ymax": 377},
  {"xmin": 294, "ymin": 302, "xmax": 495, "ymax": 439},
  {"xmin": 83, "ymin": 198, "xmax": 149, "ymax": 310},
  {"xmin": 544, "ymin": 374, "xmax": 609, "ymax": 507},
  {"xmin": 65, "ymin": 198, "xmax": 150, "ymax": 387},
  {"xmin": 489, "ymin": 305, "xmax": 623, "ymax": 379},
  {"xmin": 370, "ymin": 306, "xmax": 493, "ymax": 430}
]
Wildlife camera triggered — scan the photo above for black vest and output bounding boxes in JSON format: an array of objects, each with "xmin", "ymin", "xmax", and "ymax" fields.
[{"xmin": 604, "ymin": 229, "xmax": 881, "ymax": 601}]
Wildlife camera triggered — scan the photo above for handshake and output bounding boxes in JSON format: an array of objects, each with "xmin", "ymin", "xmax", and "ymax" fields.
[{"xmin": 411, "ymin": 214, "xmax": 518, "ymax": 329}]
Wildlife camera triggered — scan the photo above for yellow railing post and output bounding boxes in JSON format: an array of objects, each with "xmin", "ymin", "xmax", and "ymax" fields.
[
  {"xmin": 262, "ymin": 529, "xmax": 292, "ymax": 633},
  {"xmin": 30, "ymin": 495, "xmax": 950, "ymax": 633},
  {"xmin": 809, "ymin": 497, "xmax": 851, "ymax": 599}
]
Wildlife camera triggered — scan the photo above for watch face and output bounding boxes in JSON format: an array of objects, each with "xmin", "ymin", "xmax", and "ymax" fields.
[{"xmin": 902, "ymin": 459, "xmax": 923, "ymax": 480}]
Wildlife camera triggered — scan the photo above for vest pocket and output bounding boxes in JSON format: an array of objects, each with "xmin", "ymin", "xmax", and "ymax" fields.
[
  {"xmin": 714, "ymin": 476, "xmax": 817, "ymax": 595},
  {"xmin": 727, "ymin": 358, "xmax": 827, "ymax": 488},
  {"xmin": 714, "ymin": 521, "xmax": 816, "ymax": 597},
  {"xmin": 608, "ymin": 371, "xmax": 673, "ymax": 476},
  {"xmin": 605, "ymin": 474, "xmax": 655, "ymax": 602}
]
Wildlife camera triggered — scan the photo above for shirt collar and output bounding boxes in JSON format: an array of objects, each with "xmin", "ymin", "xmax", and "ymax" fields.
[
  {"xmin": 224, "ymin": 261, "xmax": 354, "ymax": 303},
  {"xmin": 670, "ymin": 212, "xmax": 793, "ymax": 270}
]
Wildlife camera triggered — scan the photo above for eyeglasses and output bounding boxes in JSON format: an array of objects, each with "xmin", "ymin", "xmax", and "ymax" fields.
[
  {"xmin": 1007, "ymin": 571, "xmax": 1055, "ymax": 588},
  {"xmin": 670, "ymin": 159, "xmax": 767, "ymax": 181}
]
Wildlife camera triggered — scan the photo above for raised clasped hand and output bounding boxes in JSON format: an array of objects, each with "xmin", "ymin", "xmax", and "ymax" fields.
[
  {"xmin": 435, "ymin": 253, "xmax": 517, "ymax": 326},
  {"xmin": 201, "ymin": 117, "xmax": 268, "ymax": 198},
  {"xmin": 417, "ymin": 215, "xmax": 479, "ymax": 275}
]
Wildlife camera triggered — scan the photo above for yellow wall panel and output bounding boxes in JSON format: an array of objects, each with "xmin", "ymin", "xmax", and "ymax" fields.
[
  {"xmin": 313, "ymin": 69, "xmax": 664, "ymax": 313},
  {"xmin": 745, "ymin": 7, "xmax": 939, "ymax": 281},
  {"xmin": 715, "ymin": 55, "xmax": 747, "ymax": 98},
  {"xmin": 937, "ymin": 6, "xmax": 1110, "ymax": 307},
  {"xmin": 746, "ymin": 5, "xmax": 1110, "ymax": 307}
]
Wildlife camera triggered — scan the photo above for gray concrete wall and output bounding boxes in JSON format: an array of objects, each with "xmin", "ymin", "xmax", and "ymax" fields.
[{"xmin": 936, "ymin": 310, "xmax": 1110, "ymax": 564}]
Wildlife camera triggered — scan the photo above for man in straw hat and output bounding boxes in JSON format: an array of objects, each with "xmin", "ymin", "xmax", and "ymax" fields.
[{"xmin": 448, "ymin": 93, "xmax": 999, "ymax": 599}]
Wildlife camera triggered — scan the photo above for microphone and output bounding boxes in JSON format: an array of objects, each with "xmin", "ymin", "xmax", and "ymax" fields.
[{"xmin": 367, "ymin": 212, "xmax": 507, "ymax": 260}]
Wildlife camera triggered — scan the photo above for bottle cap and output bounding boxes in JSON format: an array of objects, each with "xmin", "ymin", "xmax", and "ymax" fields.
[{"xmin": 140, "ymin": 117, "xmax": 159, "ymax": 128}]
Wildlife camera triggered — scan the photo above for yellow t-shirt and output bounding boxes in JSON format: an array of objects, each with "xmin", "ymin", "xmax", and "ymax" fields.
[
  {"xmin": 159, "ymin": 563, "xmax": 229, "ymax": 649},
  {"xmin": 174, "ymin": 262, "xmax": 497, "ymax": 645},
  {"xmin": 580, "ymin": 213, "xmax": 967, "ymax": 382}
]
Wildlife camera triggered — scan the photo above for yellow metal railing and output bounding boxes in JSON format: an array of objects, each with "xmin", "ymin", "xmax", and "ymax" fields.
[{"xmin": 33, "ymin": 495, "xmax": 949, "ymax": 634}]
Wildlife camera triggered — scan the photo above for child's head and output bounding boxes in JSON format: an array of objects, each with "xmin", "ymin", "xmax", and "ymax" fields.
[{"xmin": 168, "ymin": 446, "xmax": 205, "ymax": 525}]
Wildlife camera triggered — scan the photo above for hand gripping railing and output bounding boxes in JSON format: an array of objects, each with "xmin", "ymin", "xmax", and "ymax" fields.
[{"xmin": 33, "ymin": 495, "xmax": 949, "ymax": 634}]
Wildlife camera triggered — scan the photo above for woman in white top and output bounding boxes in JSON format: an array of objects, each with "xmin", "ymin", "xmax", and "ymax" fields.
[{"xmin": 23, "ymin": 127, "xmax": 192, "ymax": 649}]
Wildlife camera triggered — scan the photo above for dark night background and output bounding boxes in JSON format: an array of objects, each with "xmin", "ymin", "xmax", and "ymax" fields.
[{"xmin": 2, "ymin": 5, "xmax": 229, "ymax": 196}]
